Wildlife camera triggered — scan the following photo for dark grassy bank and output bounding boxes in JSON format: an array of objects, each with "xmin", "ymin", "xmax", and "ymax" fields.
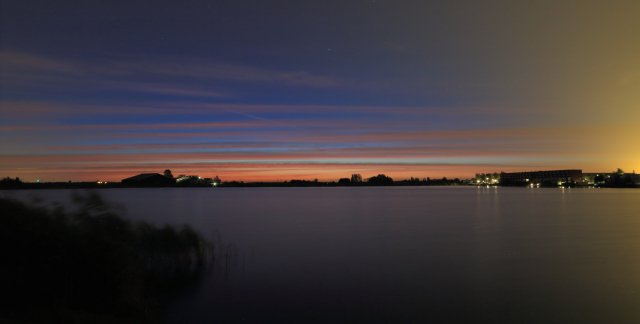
[{"xmin": 0, "ymin": 193, "xmax": 216, "ymax": 323}]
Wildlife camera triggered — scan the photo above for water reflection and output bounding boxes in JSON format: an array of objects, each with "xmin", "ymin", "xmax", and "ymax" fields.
[{"xmin": 4, "ymin": 187, "xmax": 640, "ymax": 323}]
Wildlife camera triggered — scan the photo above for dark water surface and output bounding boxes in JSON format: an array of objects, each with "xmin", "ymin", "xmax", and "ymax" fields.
[{"xmin": 5, "ymin": 187, "xmax": 640, "ymax": 323}]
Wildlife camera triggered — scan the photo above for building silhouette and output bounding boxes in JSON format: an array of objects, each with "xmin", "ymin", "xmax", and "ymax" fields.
[{"xmin": 500, "ymin": 170, "xmax": 582, "ymax": 186}]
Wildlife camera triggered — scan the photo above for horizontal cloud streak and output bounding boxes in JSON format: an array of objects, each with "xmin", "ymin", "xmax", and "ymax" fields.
[
  {"xmin": 1, "ymin": 101, "xmax": 532, "ymax": 119},
  {"xmin": 0, "ymin": 51, "xmax": 349, "ymax": 94},
  {"xmin": 2, "ymin": 123, "xmax": 638, "ymax": 181}
]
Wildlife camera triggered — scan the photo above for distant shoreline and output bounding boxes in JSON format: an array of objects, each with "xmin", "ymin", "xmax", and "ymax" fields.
[
  {"xmin": 0, "ymin": 181, "xmax": 469, "ymax": 190},
  {"xmin": 2, "ymin": 182, "xmax": 638, "ymax": 190}
]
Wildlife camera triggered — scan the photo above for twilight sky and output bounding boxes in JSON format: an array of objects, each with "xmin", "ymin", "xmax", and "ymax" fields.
[{"xmin": 1, "ymin": 0, "xmax": 639, "ymax": 182}]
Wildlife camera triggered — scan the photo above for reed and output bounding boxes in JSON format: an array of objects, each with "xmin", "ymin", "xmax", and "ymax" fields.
[{"xmin": 0, "ymin": 192, "xmax": 216, "ymax": 323}]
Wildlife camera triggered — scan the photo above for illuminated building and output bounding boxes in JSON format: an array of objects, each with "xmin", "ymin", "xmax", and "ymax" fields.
[{"xmin": 500, "ymin": 170, "xmax": 582, "ymax": 186}]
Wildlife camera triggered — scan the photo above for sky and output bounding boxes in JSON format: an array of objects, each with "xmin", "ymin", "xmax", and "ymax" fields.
[{"xmin": 1, "ymin": 0, "xmax": 639, "ymax": 182}]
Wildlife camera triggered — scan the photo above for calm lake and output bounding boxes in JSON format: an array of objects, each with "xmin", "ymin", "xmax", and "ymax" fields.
[{"xmin": 4, "ymin": 187, "xmax": 640, "ymax": 323}]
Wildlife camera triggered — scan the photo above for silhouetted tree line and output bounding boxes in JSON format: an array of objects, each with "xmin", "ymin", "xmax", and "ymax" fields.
[
  {"xmin": 0, "ymin": 176, "xmax": 23, "ymax": 188},
  {"xmin": 221, "ymin": 180, "xmax": 246, "ymax": 187},
  {"xmin": 598, "ymin": 168, "xmax": 640, "ymax": 188},
  {"xmin": 1, "ymin": 173, "xmax": 470, "ymax": 190},
  {"xmin": 216, "ymin": 174, "xmax": 462, "ymax": 187},
  {"xmin": 0, "ymin": 177, "xmax": 120, "ymax": 190},
  {"xmin": 367, "ymin": 174, "xmax": 394, "ymax": 185},
  {"xmin": 396, "ymin": 176, "xmax": 462, "ymax": 186},
  {"xmin": 0, "ymin": 193, "xmax": 219, "ymax": 323}
]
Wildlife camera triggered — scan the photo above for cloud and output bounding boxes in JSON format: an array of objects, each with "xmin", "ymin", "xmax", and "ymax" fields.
[
  {"xmin": 3, "ymin": 125, "xmax": 638, "ymax": 162},
  {"xmin": 110, "ymin": 58, "xmax": 346, "ymax": 87},
  {"xmin": 100, "ymin": 81, "xmax": 231, "ymax": 98},
  {"xmin": 2, "ymin": 51, "xmax": 638, "ymax": 181},
  {"xmin": 0, "ymin": 51, "xmax": 348, "ymax": 96},
  {"xmin": 3, "ymin": 122, "xmax": 638, "ymax": 182},
  {"xmin": 0, "ymin": 121, "xmax": 267, "ymax": 132},
  {"xmin": 0, "ymin": 100, "xmax": 538, "ymax": 123}
]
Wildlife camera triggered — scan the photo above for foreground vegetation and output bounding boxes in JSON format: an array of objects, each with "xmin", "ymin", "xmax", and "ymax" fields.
[{"xmin": 0, "ymin": 193, "xmax": 216, "ymax": 323}]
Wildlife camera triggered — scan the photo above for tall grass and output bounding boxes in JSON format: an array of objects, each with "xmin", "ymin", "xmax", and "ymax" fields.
[{"xmin": 0, "ymin": 192, "xmax": 216, "ymax": 323}]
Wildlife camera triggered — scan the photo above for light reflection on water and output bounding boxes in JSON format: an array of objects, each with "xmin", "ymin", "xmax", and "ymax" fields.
[{"xmin": 5, "ymin": 187, "xmax": 640, "ymax": 323}]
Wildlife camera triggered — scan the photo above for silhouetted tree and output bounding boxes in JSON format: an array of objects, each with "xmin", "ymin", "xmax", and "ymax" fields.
[
  {"xmin": 351, "ymin": 174, "xmax": 363, "ymax": 183},
  {"xmin": 367, "ymin": 174, "xmax": 393, "ymax": 185},
  {"xmin": 0, "ymin": 176, "xmax": 22, "ymax": 184},
  {"xmin": 164, "ymin": 169, "xmax": 174, "ymax": 178},
  {"xmin": 338, "ymin": 178, "xmax": 351, "ymax": 184},
  {"xmin": 0, "ymin": 177, "xmax": 23, "ymax": 188},
  {"xmin": 213, "ymin": 175, "xmax": 221, "ymax": 184}
]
